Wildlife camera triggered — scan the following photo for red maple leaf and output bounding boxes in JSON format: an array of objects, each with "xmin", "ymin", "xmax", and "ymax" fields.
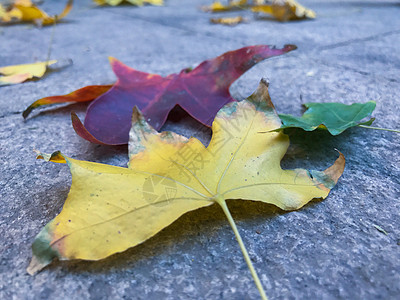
[{"xmin": 25, "ymin": 45, "xmax": 296, "ymax": 145}]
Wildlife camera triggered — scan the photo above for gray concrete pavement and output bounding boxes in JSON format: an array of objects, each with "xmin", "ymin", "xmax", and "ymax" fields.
[{"xmin": 1, "ymin": 0, "xmax": 399, "ymax": 299}]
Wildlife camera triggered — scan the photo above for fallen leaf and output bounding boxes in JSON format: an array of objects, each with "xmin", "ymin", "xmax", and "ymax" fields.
[
  {"xmin": 23, "ymin": 85, "xmax": 113, "ymax": 118},
  {"xmin": 203, "ymin": 0, "xmax": 315, "ymax": 22},
  {"xmin": 252, "ymin": 0, "xmax": 316, "ymax": 22},
  {"xmin": 0, "ymin": 0, "xmax": 73, "ymax": 26},
  {"xmin": 24, "ymin": 45, "xmax": 296, "ymax": 145},
  {"xmin": 93, "ymin": 0, "xmax": 163, "ymax": 6},
  {"xmin": 202, "ymin": 0, "xmax": 249, "ymax": 12},
  {"xmin": 0, "ymin": 60, "xmax": 57, "ymax": 86},
  {"xmin": 27, "ymin": 80, "xmax": 344, "ymax": 285},
  {"xmin": 74, "ymin": 45, "xmax": 296, "ymax": 145},
  {"xmin": 277, "ymin": 101, "xmax": 376, "ymax": 135},
  {"xmin": 210, "ymin": 16, "xmax": 246, "ymax": 25},
  {"xmin": 23, "ymin": 83, "xmax": 114, "ymax": 118}
]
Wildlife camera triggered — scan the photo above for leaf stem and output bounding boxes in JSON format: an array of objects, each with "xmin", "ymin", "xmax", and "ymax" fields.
[
  {"xmin": 215, "ymin": 196, "xmax": 268, "ymax": 300},
  {"xmin": 46, "ymin": 18, "xmax": 57, "ymax": 66},
  {"xmin": 358, "ymin": 125, "xmax": 400, "ymax": 133}
]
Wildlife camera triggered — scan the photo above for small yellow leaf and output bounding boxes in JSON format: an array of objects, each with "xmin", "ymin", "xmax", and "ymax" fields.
[
  {"xmin": 145, "ymin": 0, "xmax": 163, "ymax": 5},
  {"xmin": 94, "ymin": 0, "xmax": 124, "ymax": 5},
  {"xmin": 210, "ymin": 16, "xmax": 246, "ymax": 25},
  {"xmin": 202, "ymin": 0, "xmax": 249, "ymax": 12},
  {"xmin": 0, "ymin": 60, "xmax": 57, "ymax": 86},
  {"xmin": 0, "ymin": 0, "xmax": 73, "ymax": 26},
  {"xmin": 252, "ymin": 0, "xmax": 316, "ymax": 22}
]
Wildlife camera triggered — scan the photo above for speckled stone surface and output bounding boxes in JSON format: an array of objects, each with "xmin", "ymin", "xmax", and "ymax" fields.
[{"xmin": 0, "ymin": 0, "xmax": 399, "ymax": 299}]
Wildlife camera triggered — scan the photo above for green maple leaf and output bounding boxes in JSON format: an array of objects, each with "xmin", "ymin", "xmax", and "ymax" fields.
[{"xmin": 278, "ymin": 101, "xmax": 376, "ymax": 135}]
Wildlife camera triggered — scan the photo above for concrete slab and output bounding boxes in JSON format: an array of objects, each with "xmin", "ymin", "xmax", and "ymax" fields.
[{"xmin": 0, "ymin": 0, "xmax": 399, "ymax": 299}]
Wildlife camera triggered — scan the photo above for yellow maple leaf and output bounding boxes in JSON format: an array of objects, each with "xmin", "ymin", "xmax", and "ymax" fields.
[
  {"xmin": 0, "ymin": 0, "xmax": 73, "ymax": 26},
  {"xmin": 0, "ymin": 60, "xmax": 57, "ymax": 86},
  {"xmin": 252, "ymin": 0, "xmax": 316, "ymax": 22},
  {"xmin": 202, "ymin": 0, "xmax": 249, "ymax": 12},
  {"xmin": 94, "ymin": 0, "xmax": 163, "ymax": 6},
  {"xmin": 27, "ymin": 80, "xmax": 344, "ymax": 298}
]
